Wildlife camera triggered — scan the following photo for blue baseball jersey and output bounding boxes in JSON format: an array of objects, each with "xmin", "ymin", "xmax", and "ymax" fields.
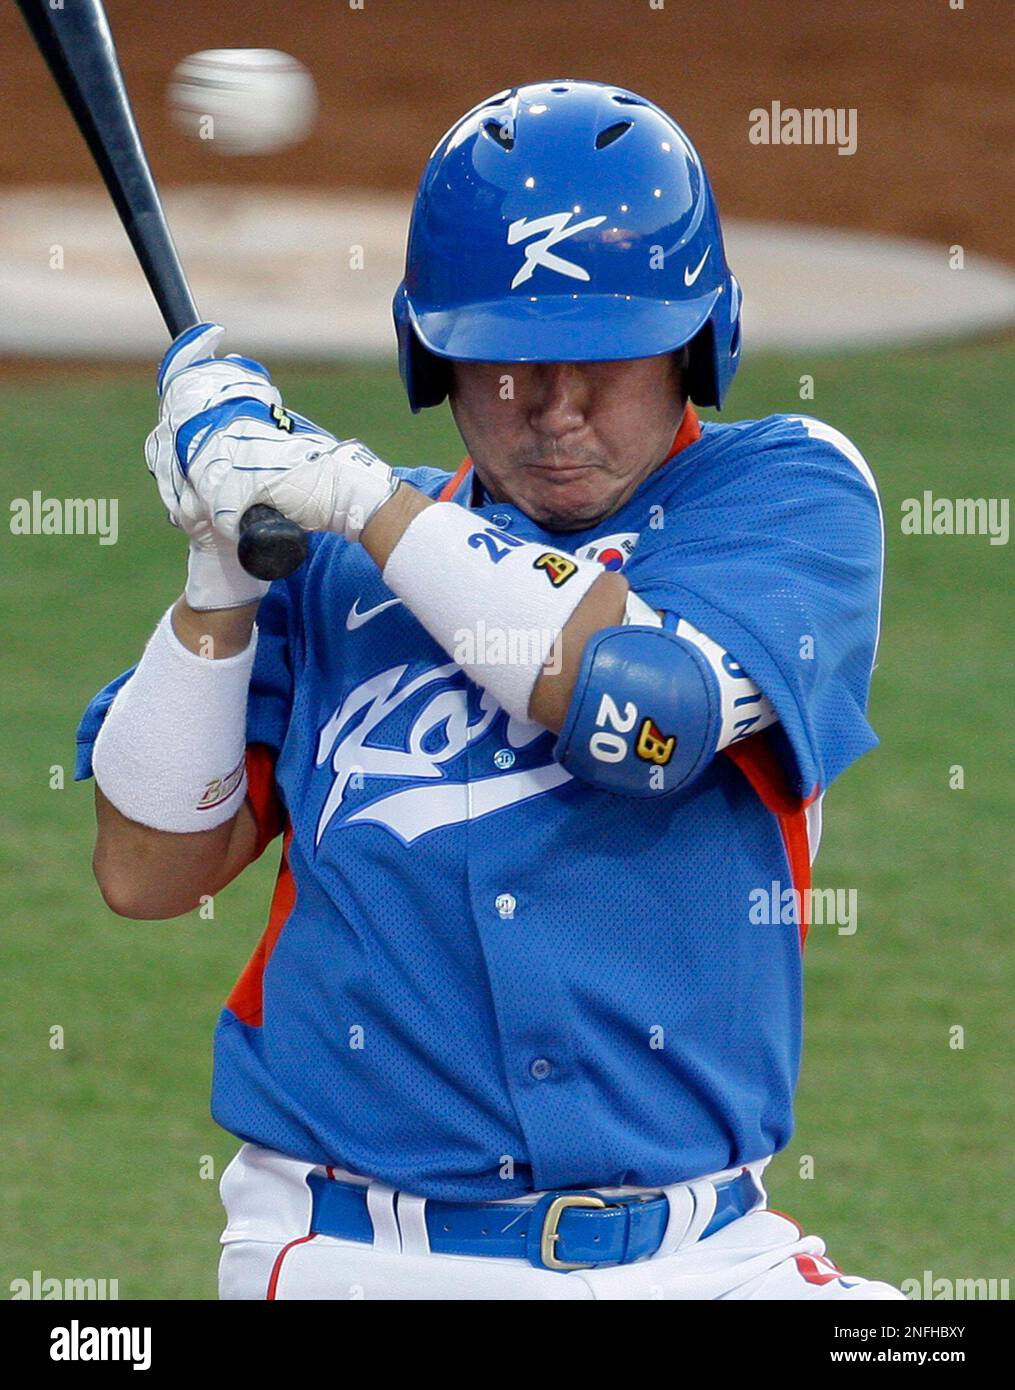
[{"xmin": 76, "ymin": 410, "xmax": 883, "ymax": 1200}]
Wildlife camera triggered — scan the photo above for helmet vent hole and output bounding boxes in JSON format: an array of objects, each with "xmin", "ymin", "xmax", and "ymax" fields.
[
  {"xmin": 595, "ymin": 120, "xmax": 633, "ymax": 150},
  {"xmin": 551, "ymin": 85, "xmax": 569, "ymax": 93},
  {"xmin": 482, "ymin": 119, "xmax": 515, "ymax": 150},
  {"xmin": 611, "ymin": 93, "xmax": 643, "ymax": 106}
]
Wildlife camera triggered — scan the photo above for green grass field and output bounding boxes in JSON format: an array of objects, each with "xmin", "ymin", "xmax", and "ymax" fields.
[{"xmin": 1, "ymin": 340, "xmax": 1012, "ymax": 1299}]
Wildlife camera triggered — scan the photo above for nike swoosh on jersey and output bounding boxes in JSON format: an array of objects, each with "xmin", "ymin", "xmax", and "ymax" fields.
[
  {"xmin": 346, "ymin": 596, "xmax": 403, "ymax": 630},
  {"xmin": 683, "ymin": 247, "xmax": 711, "ymax": 287}
]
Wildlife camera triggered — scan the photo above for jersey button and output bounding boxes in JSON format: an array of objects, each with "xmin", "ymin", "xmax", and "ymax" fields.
[
  {"xmin": 530, "ymin": 1057, "xmax": 552, "ymax": 1081},
  {"xmin": 495, "ymin": 893, "xmax": 517, "ymax": 920},
  {"xmin": 491, "ymin": 513, "xmax": 512, "ymax": 528}
]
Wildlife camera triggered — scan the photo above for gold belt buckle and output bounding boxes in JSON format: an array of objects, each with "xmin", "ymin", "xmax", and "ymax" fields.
[{"xmin": 540, "ymin": 1194, "xmax": 610, "ymax": 1270}]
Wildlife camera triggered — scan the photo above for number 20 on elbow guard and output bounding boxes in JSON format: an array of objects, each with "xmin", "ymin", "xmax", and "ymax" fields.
[{"xmin": 591, "ymin": 696, "xmax": 676, "ymax": 766}]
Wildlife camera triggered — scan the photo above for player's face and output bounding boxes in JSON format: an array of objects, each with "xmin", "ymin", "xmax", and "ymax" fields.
[{"xmin": 448, "ymin": 355, "xmax": 687, "ymax": 532}]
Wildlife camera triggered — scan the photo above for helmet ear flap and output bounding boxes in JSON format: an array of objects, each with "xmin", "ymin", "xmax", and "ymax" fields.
[
  {"xmin": 395, "ymin": 282, "xmax": 451, "ymax": 412},
  {"xmin": 409, "ymin": 333, "xmax": 451, "ymax": 411},
  {"xmin": 683, "ymin": 320, "xmax": 718, "ymax": 409},
  {"xmin": 683, "ymin": 273, "xmax": 743, "ymax": 411}
]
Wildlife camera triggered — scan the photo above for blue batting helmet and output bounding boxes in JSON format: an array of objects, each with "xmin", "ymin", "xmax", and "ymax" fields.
[{"xmin": 393, "ymin": 79, "xmax": 742, "ymax": 412}]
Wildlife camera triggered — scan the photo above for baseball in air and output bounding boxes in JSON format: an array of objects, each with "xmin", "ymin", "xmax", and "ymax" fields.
[{"xmin": 168, "ymin": 50, "xmax": 317, "ymax": 155}]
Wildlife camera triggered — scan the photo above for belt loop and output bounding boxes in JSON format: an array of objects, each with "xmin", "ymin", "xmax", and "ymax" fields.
[
  {"xmin": 744, "ymin": 1157, "xmax": 770, "ymax": 1211},
  {"xmin": 682, "ymin": 1180, "xmax": 718, "ymax": 1246},
  {"xmin": 657, "ymin": 1183, "xmax": 695, "ymax": 1256},
  {"xmin": 366, "ymin": 1181, "xmax": 401, "ymax": 1253},
  {"xmin": 396, "ymin": 1192, "xmax": 430, "ymax": 1256}
]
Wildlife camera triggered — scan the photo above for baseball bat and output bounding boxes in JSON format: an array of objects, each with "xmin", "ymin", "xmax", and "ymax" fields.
[{"xmin": 14, "ymin": 0, "xmax": 308, "ymax": 582}]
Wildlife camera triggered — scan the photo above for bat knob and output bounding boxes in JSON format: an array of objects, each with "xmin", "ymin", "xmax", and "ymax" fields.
[{"xmin": 237, "ymin": 504, "xmax": 308, "ymax": 580}]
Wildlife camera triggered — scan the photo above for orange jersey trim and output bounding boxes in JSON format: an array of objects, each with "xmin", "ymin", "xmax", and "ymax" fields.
[
  {"xmin": 439, "ymin": 457, "xmax": 471, "ymax": 502},
  {"xmin": 245, "ymin": 743, "xmax": 285, "ymax": 856},
  {"xmin": 225, "ymin": 823, "xmax": 296, "ymax": 1027},
  {"xmin": 723, "ymin": 732, "xmax": 817, "ymax": 948},
  {"xmin": 225, "ymin": 744, "xmax": 294, "ymax": 1028}
]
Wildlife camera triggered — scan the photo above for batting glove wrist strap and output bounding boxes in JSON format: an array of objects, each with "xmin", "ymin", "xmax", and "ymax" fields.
[
  {"xmin": 186, "ymin": 539, "xmax": 270, "ymax": 611},
  {"xmin": 91, "ymin": 607, "xmax": 257, "ymax": 833},
  {"xmin": 381, "ymin": 502, "xmax": 603, "ymax": 722},
  {"xmin": 347, "ymin": 469, "xmax": 401, "ymax": 543}
]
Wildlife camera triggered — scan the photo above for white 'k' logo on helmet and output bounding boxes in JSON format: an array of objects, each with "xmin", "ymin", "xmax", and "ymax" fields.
[{"xmin": 507, "ymin": 212, "xmax": 607, "ymax": 290}]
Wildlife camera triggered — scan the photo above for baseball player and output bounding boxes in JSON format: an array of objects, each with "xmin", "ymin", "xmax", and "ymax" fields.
[{"xmin": 76, "ymin": 81, "xmax": 904, "ymax": 1300}]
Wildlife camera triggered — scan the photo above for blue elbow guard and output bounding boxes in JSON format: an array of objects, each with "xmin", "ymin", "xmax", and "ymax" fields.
[{"xmin": 553, "ymin": 625, "xmax": 722, "ymax": 797}]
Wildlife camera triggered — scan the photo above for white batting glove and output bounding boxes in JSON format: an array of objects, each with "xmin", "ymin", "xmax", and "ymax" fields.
[
  {"xmin": 146, "ymin": 323, "xmax": 277, "ymax": 609},
  {"xmin": 145, "ymin": 324, "xmax": 399, "ymax": 610}
]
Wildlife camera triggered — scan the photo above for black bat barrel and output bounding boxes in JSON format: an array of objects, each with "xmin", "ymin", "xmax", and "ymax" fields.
[{"xmin": 14, "ymin": 0, "xmax": 307, "ymax": 581}]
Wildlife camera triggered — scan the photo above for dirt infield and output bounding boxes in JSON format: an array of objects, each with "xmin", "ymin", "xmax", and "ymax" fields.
[{"xmin": 2, "ymin": 0, "xmax": 1012, "ymax": 262}]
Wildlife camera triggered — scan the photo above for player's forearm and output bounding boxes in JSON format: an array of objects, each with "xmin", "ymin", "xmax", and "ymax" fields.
[
  {"xmin": 93, "ymin": 787, "xmax": 256, "ymax": 919},
  {"xmin": 364, "ymin": 484, "xmax": 629, "ymax": 731},
  {"xmin": 170, "ymin": 595, "xmax": 260, "ymax": 657},
  {"xmin": 359, "ymin": 478, "xmax": 435, "ymax": 567},
  {"xmin": 528, "ymin": 570, "xmax": 628, "ymax": 729}
]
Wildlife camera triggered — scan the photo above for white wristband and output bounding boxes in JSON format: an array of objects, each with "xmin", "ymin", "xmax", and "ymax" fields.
[
  {"xmin": 92, "ymin": 607, "xmax": 257, "ymax": 832},
  {"xmin": 382, "ymin": 503, "xmax": 604, "ymax": 721}
]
